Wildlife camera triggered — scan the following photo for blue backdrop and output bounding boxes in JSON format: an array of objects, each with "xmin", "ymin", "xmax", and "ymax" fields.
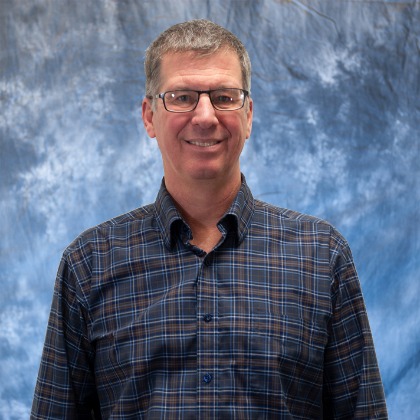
[{"xmin": 1, "ymin": 1, "xmax": 419, "ymax": 418}]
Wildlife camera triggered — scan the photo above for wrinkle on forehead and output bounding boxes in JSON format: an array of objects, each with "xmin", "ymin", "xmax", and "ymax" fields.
[{"xmin": 158, "ymin": 50, "xmax": 243, "ymax": 92}]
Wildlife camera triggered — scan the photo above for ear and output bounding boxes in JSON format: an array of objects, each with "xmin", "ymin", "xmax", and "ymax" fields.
[
  {"xmin": 142, "ymin": 97, "xmax": 156, "ymax": 138},
  {"xmin": 245, "ymin": 97, "xmax": 253, "ymax": 139}
]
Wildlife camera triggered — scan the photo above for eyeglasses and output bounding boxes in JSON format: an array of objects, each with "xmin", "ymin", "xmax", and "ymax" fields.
[{"xmin": 152, "ymin": 88, "xmax": 249, "ymax": 113}]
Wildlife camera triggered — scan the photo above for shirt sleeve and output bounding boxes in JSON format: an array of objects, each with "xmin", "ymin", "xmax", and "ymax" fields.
[
  {"xmin": 31, "ymin": 251, "xmax": 100, "ymax": 419},
  {"xmin": 322, "ymin": 229, "xmax": 388, "ymax": 419}
]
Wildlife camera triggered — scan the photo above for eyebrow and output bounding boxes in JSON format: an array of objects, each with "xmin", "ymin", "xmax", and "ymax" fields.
[{"xmin": 162, "ymin": 86, "xmax": 241, "ymax": 91}]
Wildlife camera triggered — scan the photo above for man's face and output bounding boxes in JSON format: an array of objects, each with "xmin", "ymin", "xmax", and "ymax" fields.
[{"xmin": 142, "ymin": 50, "xmax": 253, "ymax": 187}]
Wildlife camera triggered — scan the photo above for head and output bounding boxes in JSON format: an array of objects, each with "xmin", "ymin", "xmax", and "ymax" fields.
[
  {"xmin": 142, "ymin": 20, "xmax": 253, "ymax": 192},
  {"xmin": 144, "ymin": 19, "xmax": 251, "ymax": 99}
]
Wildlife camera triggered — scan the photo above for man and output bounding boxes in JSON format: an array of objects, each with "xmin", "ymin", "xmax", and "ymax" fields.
[{"xmin": 32, "ymin": 19, "xmax": 388, "ymax": 418}]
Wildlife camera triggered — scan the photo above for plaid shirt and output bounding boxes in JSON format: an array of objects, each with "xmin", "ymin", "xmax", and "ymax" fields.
[{"xmin": 32, "ymin": 176, "xmax": 388, "ymax": 419}]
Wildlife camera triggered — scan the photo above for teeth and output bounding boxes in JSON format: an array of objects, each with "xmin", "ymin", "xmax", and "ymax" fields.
[{"xmin": 188, "ymin": 141, "xmax": 218, "ymax": 147}]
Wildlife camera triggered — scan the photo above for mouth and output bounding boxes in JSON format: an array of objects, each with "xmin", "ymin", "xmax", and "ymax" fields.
[{"xmin": 186, "ymin": 140, "xmax": 221, "ymax": 147}]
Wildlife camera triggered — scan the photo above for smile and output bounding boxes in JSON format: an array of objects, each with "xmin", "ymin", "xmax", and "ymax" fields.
[{"xmin": 187, "ymin": 141, "xmax": 220, "ymax": 147}]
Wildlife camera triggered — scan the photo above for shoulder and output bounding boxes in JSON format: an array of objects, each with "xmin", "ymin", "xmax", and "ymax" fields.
[
  {"xmin": 254, "ymin": 198, "xmax": 333, "ymax": 228},
  {"xmin": 253, "ymin": 199, "xmax": 349, "ymax": 251},
  {"xmin": 54, "ymin": 204, "xmax": 158, "ymax": 301},
  {"xmin": 64, "ymin": 203, "xmax": 156, "ymax": 256}
]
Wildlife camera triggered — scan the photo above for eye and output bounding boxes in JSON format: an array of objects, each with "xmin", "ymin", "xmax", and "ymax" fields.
[
  {"xmin": 215, "ymin": 95, "xmax": 233, "ymax": 104},
  {"xmin": 167, "ymin": 91, "xmax": 196, "ymax": 105},
  {"xmin": 211, "ymin": 89, "xmax": 245, "ymax": 110},
  {"xmin": 176, "ymin": 94, "xmax": 193, "ymax": 103},
  {"xmin": 212, "ymin": 93, "xmax": 233, "ymax": 104}
]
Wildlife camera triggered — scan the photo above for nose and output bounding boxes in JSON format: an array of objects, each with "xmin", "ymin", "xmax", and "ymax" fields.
[{"xmin": 191, "ymin": 93, "xmax": 219, "ymax": 128}]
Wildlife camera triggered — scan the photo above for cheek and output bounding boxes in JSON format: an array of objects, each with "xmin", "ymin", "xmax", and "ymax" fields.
[
  {"xmin": 156, "ymin": 115, "xmax": 189, "ymax": 139},
  {"xmin": 153, "ymin": 118, "xmax": 187, "ymax": 155}
]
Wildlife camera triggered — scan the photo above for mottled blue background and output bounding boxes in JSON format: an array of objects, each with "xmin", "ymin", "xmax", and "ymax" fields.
[{"xmin": 1, "ymin": 1, "xmax": 419, "ymax": 418}]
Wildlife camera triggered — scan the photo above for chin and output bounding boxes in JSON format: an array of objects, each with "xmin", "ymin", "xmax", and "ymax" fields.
[
  {"xmin": 191, "ymin": 172, "xmax": 219, "ymax": 181},
  {"xmin": 183, "ymin": 164, "xmax": 221, "ymax": 180}
]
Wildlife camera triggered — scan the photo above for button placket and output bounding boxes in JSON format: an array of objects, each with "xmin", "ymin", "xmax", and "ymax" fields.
[{"xmin": 196, "ymin": 253, "xmax": 218, "ymax": 410}]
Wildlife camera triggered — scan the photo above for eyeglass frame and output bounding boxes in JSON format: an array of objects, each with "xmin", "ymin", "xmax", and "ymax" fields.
[{"xmin": 149, "ymin": 88, "xmax": 250, "ymax": 113}]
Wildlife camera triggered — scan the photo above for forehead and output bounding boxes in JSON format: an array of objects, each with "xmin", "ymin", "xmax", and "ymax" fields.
[{"xmin": 159, "ymin": 50, "xmax": 243, "ymax": 90}]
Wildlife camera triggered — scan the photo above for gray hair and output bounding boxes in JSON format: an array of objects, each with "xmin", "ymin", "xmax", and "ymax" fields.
[{"xmin": 144, "ymin": 19, "xmax": 251, "ymax": 98}]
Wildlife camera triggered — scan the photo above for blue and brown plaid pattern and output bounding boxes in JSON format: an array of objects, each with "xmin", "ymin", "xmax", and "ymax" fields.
[{"xmin": 32, "ymin": 177, "xmax": 387, "ymax": 419}]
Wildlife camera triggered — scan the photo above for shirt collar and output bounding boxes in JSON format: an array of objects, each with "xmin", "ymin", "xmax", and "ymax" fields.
[{"xmin": 153, "ymin": 174, "xmax": 255, "ymax": 250}]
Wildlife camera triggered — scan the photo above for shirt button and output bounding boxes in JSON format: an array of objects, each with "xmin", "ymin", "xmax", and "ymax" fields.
[
  {"xmin": 203, "ymin": 373, "xmax": 213, "ymax": 384},
  {"xmin": 204, "ymin": 256, "xmax": 212, "ymax": 266},
  {"xmin": 203, "ymin": 313, "xmax": 213, "ymax": 322}
]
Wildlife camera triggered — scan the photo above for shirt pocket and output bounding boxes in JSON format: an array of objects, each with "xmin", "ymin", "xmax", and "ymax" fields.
[{"xmin": 251, "ymin": 312, "xmax": 328, "ymax": 397}]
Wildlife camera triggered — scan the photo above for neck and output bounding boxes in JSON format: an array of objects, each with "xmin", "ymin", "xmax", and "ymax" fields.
[{"xmin": 165, "ymin": 173, "xmax": 242, "ymax": 252}]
